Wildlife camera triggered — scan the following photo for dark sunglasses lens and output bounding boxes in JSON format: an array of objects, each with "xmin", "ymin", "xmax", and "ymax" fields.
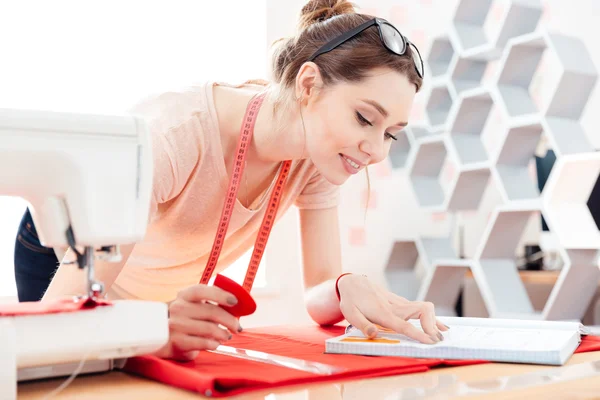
[
  {"xmin": 380, "ymin": 23, "xmax": 405, "ymax": 55},
  {"xmin": 409, "ymin": 42, "xmax": 424, "ymax": 78}
]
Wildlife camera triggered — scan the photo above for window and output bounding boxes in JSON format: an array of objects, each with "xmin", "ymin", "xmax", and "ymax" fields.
[{"xmin": 0, "ymin": 0, "xmax": 268, "ymax": 297}]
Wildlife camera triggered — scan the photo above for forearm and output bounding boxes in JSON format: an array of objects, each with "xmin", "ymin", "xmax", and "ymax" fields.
[{"xmin": 304, "ymin": 278, "xmax": 344, "ymax": 326}]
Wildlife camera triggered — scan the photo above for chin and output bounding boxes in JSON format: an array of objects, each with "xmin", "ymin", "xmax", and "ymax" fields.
[
  {"xmin": 323, "ymin": 173, "xmax": 348, "ymax": 186},
  {"xmin": 311, "ymin": 159, "xmax": 351, "ymax": 187}
]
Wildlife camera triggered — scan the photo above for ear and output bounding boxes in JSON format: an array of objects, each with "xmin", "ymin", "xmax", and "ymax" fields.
[{"xmin": 295, "ymin": 62, "xmax": 324, "ymax": 103}]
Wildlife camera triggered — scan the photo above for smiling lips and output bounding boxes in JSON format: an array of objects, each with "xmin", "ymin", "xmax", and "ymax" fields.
[{"xmin": 340, "ymin": 153, "xmax": 365, "ymax": 175}]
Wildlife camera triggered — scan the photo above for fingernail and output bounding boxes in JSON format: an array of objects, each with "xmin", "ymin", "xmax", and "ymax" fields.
[
  {"xmin": 238, "ymin": 325, "xmax": 243, "ymax": 333},
  {"xmin": 227, "ymin": 297, "xmax": 238, "ymax": 305},
  {"xmin": 444, "ymin": 324, "xmax": 450, "ymax": 330},
  {"xmin": 430, "ymin": 334, "xmax": 440, "ymax": 343},
  {"xmin": 367, "ymin": 326, "xmax": 377, "ymax": 337},
  {"xmin": 437, "ymin": 332, "xmax": 444, "ymax": 341},
  {"xmin": 228, "ymin": 333, "xmax": 233, "ymax": 340}
]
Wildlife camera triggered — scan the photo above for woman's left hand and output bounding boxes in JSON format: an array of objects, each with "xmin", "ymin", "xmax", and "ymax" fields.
[{"xmin": 336, "ymin": 274, "xmax": 448, "ymax": 344}]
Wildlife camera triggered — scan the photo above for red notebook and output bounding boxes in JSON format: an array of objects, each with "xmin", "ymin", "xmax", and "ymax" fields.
[{"xmin": 122, "ymin": 325, "xmax": 600, "ymax": 398}]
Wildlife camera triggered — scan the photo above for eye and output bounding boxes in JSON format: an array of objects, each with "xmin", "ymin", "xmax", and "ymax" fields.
[
  {"xmin": 355, "ymin": 111, "xmax": 373, "ymax": 127},
  {"xmin": 385, "ymin": 132, "xmax": 398, "ymax": 141}
]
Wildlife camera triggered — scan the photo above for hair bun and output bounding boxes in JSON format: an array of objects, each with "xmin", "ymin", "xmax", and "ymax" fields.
[{"xmin": 298, "ymin": 0, "xmax": 355, "ymax": 31}]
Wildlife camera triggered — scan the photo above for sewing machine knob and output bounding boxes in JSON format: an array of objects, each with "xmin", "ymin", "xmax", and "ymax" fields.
[{"xmin": 90, "ymin": 282, "xmax": 104, "ymax": 298}]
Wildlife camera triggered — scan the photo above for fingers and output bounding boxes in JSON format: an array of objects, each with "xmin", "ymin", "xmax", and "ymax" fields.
[
  {"xmin": 437, "ymin": 319, "xmax": 450, "ymax": 332},
  {"xmin": 171, "ymin": 333, "xmax": 221, "ymax": 353},
  {"xmin": 344, "ymin": 302, "xmax": 440, "ymax": 344},
  {"xmin": 387, "ymin": 317, "xmax": 437, "ymax": 344},
  {"xmin": 341, "ymin": 304, "xmax": 379, "ymax": 339},
  {"xmin": 169, "ymin": 317, "xmax": 233, "ymax": 343},
  {"xmin": 389, "ymin": 299, "xmax": 446, "ymax": 341},
  {"xmin": 175, "ymin": 301, "xmax": 241, "ymax": 334},
  {"xmin": 181, "ymin": 284, "xmax": 238, "ymax": 307},
  {"xmin": 412, "ymin": 302, "xmax": 441, "ymax": 341}
]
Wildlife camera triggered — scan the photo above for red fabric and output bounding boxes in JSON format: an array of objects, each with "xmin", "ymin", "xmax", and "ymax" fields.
[
  {"xmin": 124, "ymin": 324, "xmax": 600, "ymax": 397},
  {"xmin": 0, "ymin": 297, "xmax": 112, "ymax": 316}
]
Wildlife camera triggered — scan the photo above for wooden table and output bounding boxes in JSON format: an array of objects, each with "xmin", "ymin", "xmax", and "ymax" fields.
[{"xmin": 18, "ymin": 350, "xmax": 600, "ymax": 399}]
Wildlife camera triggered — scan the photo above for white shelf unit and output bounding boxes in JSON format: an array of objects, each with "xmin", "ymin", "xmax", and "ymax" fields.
[
  {"xmin": 395, "ymin": 0, "xmax": 600, "ymax": 322},
  {"xmin": 451, "ymin": 0, "xmax": 542, "ymax": 56},
  {"xmin": 541, "ymin": 117, "xmax": 594, "ymax": 157},
  {"xmin": 450, "ymin": 55, "xmax": 489, "ymax": 95},
  {"xmin": 426, "ymin": 35, "xmax": 456, "ymax": 78},
  {"xmin": 407, "ymin": 135, "xmax": 453, "ymax": 211},
  {"xmin": 384, "ymin": 238, "xmax": 456, "ymax": 301},
  {"xmin": 494, "ymin": 31, "xmax": 598, "ymax": 120},
  {"xmin": 417, "ymin": 259, "xmax": 474, "ymax": 316},
  {"xmin": 491, "ymin": 117, "xmax": 544, "ymax": 203},
  {"xmin": 542, "ymin": 153, "xmax": 600, "ymax": 250},
  {"xmin": 542, "ymin": 248, "xmax": 600, "ymax": 321},
  {"xmin": 472, "ymin": 202, "xmax": 542, "ymax": 317},
  {"xmin": 447, "ymin": 87, "xmax": 493, "ymax": 166},
  {"xmin": 387, "ymin": 129, "xmax": 413, "ymax": 170},
  {"xmin": 406, "ymin": 124, "xmax": 444, "ymax": 142},
  {"xmin": 424, "ymin": 80, "xmax": 455, "ymax": 130},
  {"xmin": 446, "ymin": 162, "xmax": 492, "ymax": 211}
]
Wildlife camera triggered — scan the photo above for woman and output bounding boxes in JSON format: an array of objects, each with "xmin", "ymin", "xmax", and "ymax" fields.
[{"xmin": 19, "ymin": 0, "xmax": 448, "ymax": 360}]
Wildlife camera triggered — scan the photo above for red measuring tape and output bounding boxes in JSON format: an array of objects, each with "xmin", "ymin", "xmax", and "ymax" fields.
[{"xmin": 200, "ymin": 92, "xmax": 292, "ymax": 293}]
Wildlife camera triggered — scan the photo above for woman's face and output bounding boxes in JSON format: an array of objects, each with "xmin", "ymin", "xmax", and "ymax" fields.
[{"xmin": 302, "ymin": 67, "xmax": 416, "ymax": 186}]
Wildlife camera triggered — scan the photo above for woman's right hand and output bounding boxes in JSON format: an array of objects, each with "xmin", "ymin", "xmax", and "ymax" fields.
[{"xmin": 153, "ymin": 284, "xmax": 243, "ymax": 361}]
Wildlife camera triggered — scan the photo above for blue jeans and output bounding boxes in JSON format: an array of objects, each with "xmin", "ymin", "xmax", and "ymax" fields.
[{"xmin": 13, "ymin": 208, "xmax": 59, "ymax": 301}]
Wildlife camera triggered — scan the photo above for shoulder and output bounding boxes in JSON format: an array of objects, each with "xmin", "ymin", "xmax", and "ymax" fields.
[{"xmin": 128, "ymin": 82, "xmax": 214, "ymax": 133}]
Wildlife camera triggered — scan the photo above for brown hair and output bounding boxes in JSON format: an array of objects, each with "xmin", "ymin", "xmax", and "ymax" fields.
[{"xmin": 270, "ymin": 0, "xmax": 422, "ymax": 106}]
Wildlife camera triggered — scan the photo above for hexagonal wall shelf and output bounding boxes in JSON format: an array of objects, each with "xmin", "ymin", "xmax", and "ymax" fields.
[
  {"xmin": 447, "ymin": 87, "xmax": 494, "ymax": 166},
  {"xmin": 451, "ymin": 0, "xmax": 542, "ymax": 59},
  {"xmin": 425, "ymin": 80, "xmax": 455, "ymax": 130},
  {"xmin": 426, "ymin": 35, "xmax": 456, "ymax": 78},
  {"xmin": 407, "ymin": 124, "xmax": 444, "ymax": 142},
  {"xmin": 492, "ymin": 115, "xmax": 594, "ymax": 203},
  {"xmin": 407, "ymin": 135, "xmax": 452, "ymax": 210},
  {"xmin": 542, "ymin": 153, "xmax": 600, "ymax": 250},
  {"xmin": 387, "ymin": 129, "xmax": 413, "ymax": 170},
  {"xmin": 401, "ymin": 0, "xmax": 599, "ymax": 323},
  {"xmin": 542, "ymin": 117, "xmax": 594, "ymax": 157},
  {"xmin": 473, "ymin": 201, "xmax": 543, "ymax": 318},
  {"xmin": 385, "ymin": 237, "xmax": 456, "ymax": 301},
  {"xmin": 387, "ymin": 125, "xmax": 448, "ymax": 171},
  {"xmin": 492, "ymin": 118, "xmax": 545, "ymax": 202},
  {"xmin": 450, "ymin": 56, "xmax": 489, "ymax": 94},
  {"xmin": 542, "ymin": 248, "xmax": 600, "ymax": 321},
  {"xmin": 494, "ymin": 31, "xmax": 598, "ymax": 119},
  {"xmin": 446, "ymin": 162, "xmax": 492, "ymax": 211},
  {"xmin": 417, "ymin": 259, "xmax": 474, "ymax": 316}
]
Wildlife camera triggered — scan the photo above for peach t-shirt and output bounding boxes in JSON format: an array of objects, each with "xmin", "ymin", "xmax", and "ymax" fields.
[{"xmin": 108, "ymin": 81, "xmax": 339, "ymax": 302}]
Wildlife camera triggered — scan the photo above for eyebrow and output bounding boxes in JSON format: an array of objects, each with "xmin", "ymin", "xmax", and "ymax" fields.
[{"xmin": 361, "ymin": 99, "xmax": 408, "ymax": 127}]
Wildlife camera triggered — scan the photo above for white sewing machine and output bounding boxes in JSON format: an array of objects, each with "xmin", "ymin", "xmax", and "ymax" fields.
[{"xmin": 0, "ymin": 107, "xmax": 169, "ymax": 399}]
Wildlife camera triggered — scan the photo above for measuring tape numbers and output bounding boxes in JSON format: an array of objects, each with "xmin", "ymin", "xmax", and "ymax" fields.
[{"xmin": 200, "ymin": 92, "xmax": 292, "ymax": 293}]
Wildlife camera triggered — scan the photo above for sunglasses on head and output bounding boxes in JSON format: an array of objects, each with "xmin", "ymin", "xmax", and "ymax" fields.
[{"xmin": 308, "ymin": 17, "xmax": 424, "ymax": 79}]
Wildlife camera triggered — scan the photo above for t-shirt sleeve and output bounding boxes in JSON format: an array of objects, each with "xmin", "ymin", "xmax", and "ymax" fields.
[
  {"xmin": 294, "ymin": 169, "xmax": 340, "ymax": 210},
  {"xmin": 128, "ymin": 91, "xmax": 203, "ymax": 220}
]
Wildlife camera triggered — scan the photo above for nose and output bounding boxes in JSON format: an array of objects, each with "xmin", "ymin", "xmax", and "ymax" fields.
[{"xmin": 359, "ymin": 137, "xmax": 386, "ymax": 164}]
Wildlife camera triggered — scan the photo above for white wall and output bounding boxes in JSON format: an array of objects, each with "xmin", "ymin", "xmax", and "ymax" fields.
[{"xmin": 0, "ymin": 0, "xmax": 267, "ymax": 298}]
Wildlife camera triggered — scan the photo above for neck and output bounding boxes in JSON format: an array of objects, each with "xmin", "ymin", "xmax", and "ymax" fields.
[{"xmin": 249, "ymin": 90, "xmax": 308, "ymax": 166}]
